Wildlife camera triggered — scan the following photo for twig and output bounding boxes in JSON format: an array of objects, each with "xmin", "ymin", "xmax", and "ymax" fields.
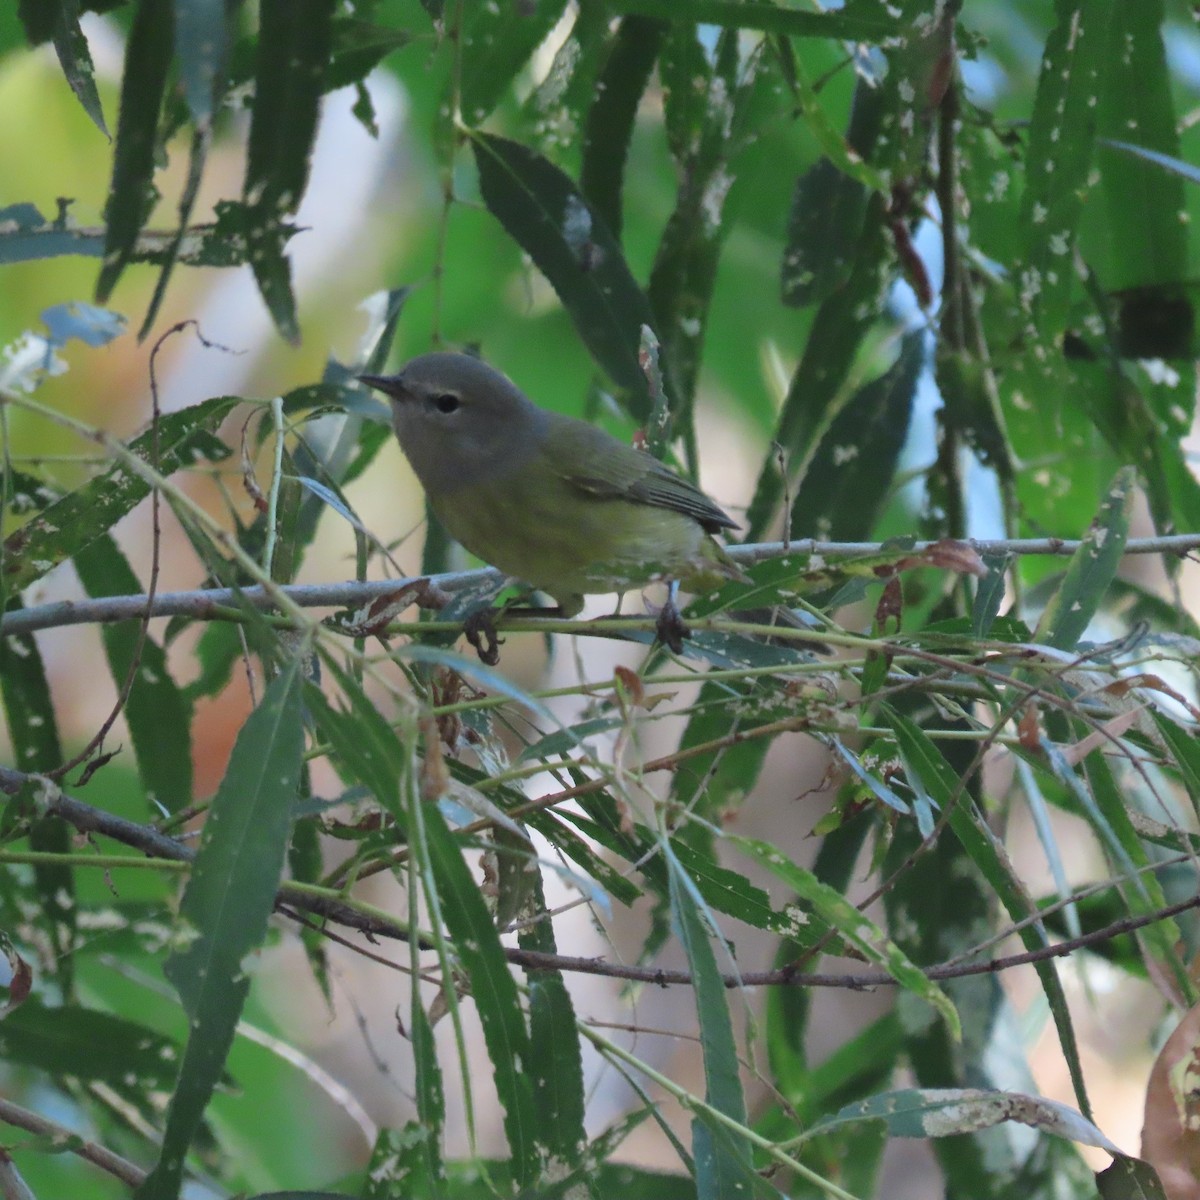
[
  {"xmin": 0, "ymin": 762, "xmax": 1193, "ymax": 993},
  {"xmin": 0, "ymin": 1096, "xmax": 146, "ymax": 1189},
  {"xmin": 4, "ymin": 532, "xmax": 1200, "ymax": 637}
]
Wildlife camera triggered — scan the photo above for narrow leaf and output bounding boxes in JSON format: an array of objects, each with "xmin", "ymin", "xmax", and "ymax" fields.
[
  {"xmin": 96, "ymin": 0, "xmax": 174, "ymax": 301},
  {"xmin": 1, "ymin": 395, "xmax": 237, "ymax": 594},
  {"xmin": 734, "ymin": 834, "xmax": 959, "ymax": 1037},
  {"xmin": 580, "ymin": 15, "xmax": 667, "ymax": 240},
  {"xmin": 74, "ymin": 535, "xmax": 194, "ymax": 813},
  {"xmin": 0, "ymin": 1001, "xmax": 179, "ymax": 1090},
  {"xmin": 810, "ymin": 1087, "xmax": 1119, "ymax": 1151},
  {"xmin": 471, "ymin": 131, "xmax": 665, "ymax": 417},
  {"xmin": 885, "ymin": 708, "xmax": 1092, "ymax": 1117},
  {"xmin": 791, "ymin": 327, "xmax": 923, "ymax": 541},
  {"xmin": 175, "ymin": 0, "xmax": 228, "ymax": 126},
  {"xmin": 136, "ymin": 656, "xmax": 304, "ymax": 1200},
  {"xmin": 47, "ymin": 0, "xmax": 109, "ymax": 135},
  {"xmin": 746, "ymin": 191, "xmax": 892, "ymax": 538},
  {"xmin": 663, "ymin": 846, "xmax": 757, "ymax": 1200},
  {"xmin": 460, "ymin": 0, "xmax": 569, "ymax": 126},
  {"xmin": 605, "ymin": 0, "xmax": 898, "ymax": 41},
  {"xmin": 1034, "ymin": 466, "xmax": 1134, "ymax": 651},
  {"xmin": 519, "ymin": 873, "xmax": 586, "ymax": 1168},
  {"xmin": 420, "ymin": 806, "xmax": 539, "ymax": 1185},
  {"xmin": 1018, "ymin": 0, "xmax": 1117, "ymax": 337},
  {"xmin": 241, "ymin": 0, "xmax": 336, "ymax": 342},
  {"xmin": 0, "ymin": 612, "xmax": 74, "ymax": 989}
]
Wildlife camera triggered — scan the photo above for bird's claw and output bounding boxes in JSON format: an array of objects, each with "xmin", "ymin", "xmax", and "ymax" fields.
[
  {"xmin": 654, "ymin": 598, "xmax": 690, "ymax": 654},
  {"xmin": 464, "ymin": 608, "xmax": 504, "ymax": 665}
]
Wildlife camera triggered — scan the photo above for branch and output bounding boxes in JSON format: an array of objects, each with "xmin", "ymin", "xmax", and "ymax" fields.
[
  {"xmin": 0, "ymin": 767, "xmax": 406, "ymax": 942},
  {"xmin": 6, "ymin": 533, "xmax": 1200, "ymax": 636},
  {"xmin": 0, "ymin": 1096, "xmax": 147, "ymax": 1189},
  {"xmin": 0, "ymin": 764, "xmax": 1190, "ymax": 993}
]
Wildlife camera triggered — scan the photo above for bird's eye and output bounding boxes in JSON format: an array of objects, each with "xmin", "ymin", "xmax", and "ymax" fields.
[{"xmin": 434, "ymin": 393, "xmax": 460, "ymax": 414}]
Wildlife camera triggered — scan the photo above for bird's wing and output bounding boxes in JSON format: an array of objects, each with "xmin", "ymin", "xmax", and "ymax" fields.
[{"xmin": 549, "ymin": 418, "xmax": 739, "ymax": 533}]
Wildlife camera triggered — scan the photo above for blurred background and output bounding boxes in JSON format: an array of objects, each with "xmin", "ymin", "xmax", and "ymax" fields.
[{"xmin": 3, "ymin": 1, "xmax": 1200, "ymax": 1195}]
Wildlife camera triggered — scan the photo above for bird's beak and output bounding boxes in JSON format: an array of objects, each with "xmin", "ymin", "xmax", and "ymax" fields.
[{"xmin": 356, "ymin": 372, "xmax": 402, "ymax": 396}]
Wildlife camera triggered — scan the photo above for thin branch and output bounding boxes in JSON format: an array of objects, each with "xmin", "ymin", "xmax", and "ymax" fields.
[
  {"xmin": 507, "ymin": 888, "xmax": 1200, "ymax": 989},
  {"xmin": 0, "ymin": 763, "xmax": 1192, "ymax": 993},
  {"xmin": 4, "ymin": 532, "xmax": 1200, "ymax": 637},
  {"xmin": 0, "ymin": 1097, "xmax": 147, "ymax": 1190},
  {"xmin": 0, "ymin": 767, "xmax": 404, "ymax": 942}
]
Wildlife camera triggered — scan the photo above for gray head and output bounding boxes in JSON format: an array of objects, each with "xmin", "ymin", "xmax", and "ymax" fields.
[{"xmin": 358, "ymin": 352, "xmax": 547, "ymax": 495}]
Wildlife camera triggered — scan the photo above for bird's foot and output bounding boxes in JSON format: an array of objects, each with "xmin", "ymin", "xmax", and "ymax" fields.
[
  {"xmin": 463, "ymin": 607, "xmax": 504, "ymax": 665},
  {"xmin": 653, "ymin": 591, "xmax": 690, "ymax": 654}
]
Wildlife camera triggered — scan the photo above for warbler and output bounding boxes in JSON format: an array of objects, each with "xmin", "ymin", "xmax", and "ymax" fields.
[{"xmin": 358, "ymin": 352, "xmax": 741, "ymax": 625}]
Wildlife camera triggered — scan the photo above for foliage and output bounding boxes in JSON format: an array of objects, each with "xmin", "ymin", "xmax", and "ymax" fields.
[{"xmin": 2, "ymin": 1, "xmax": 1200, "ymax": 1198}]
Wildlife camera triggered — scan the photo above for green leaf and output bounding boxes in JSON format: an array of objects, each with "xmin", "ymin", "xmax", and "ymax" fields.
[
  {"xmin": 605, "ymin": 0, "xmax": 897, "ymax": 41},
  {"xmin": 409, "ymin": 1000, "xmax": 446, "ymax": 1193},
  {"xmin": 674, "ymin": 840, "xmax": 788, "ymax": 934},
  {"xmin": 41, "ymin": 0, "xmax": 109, "ymax": 134},
  {"xmin": 1090, "ymin": 3, "xmax": 1185, "ymax": 295},
  {"xmin": 1050, "ymin": 740, "xmax": 1189, "ymax": 998},
  {"xmin": 792, "ymin": 327, "xmax": 923, "ymax": 541},
  {"xmin": 136, "ymin": 656, "xmax": 304, "ymax": 1200},
  {"xmin": 420, "ymin": 806, "xmax": 539, "ymax": 1186},
  {"xmin": 96, "ymin": 0, "xmax": 174, "ymax": 301},
  {"xmin": 747, "ymin": 191, "xmax": 892, "ymax": 539},
  {"xmin": 1033, "ymin": 466, "xmax": 1134, "ymax": 651},
  {"xmin": 180, "ymin": 620, "xmax": 244, "ymax": 703},
  {"xmin": 1152, "ymin": 711, "xmax": 1200, "ymax": 819},
  {"xmin": 1, "ymin": 394, "xmax": 237, "ymax": 594},
  {"xmin": 808, "ymin": 1087, "xmax": 1119, "ymax": 1151},
  {"xmin": 460, "ymin": 0, "xmax": 569, "ymax": 126},
  {"xmin": 74, "ymin": 535, "xmax": 194, "ymax": 814},
  {"xmin": 579, "ymin": 14, "xmax": 666, "ymax": 240},
  {"xmin": 668, "ymin": 680, "xmax": 775, "ymax": 828},
  {"xmin": 0, "ymin": 1001, "xmax": 180, "ymax": 1089},
  {"xmin": 766, "ymin": 810, "xmax": 874, "ymax": 1098},
  {"xmin": 524, "ymin": 807, "xmax": 640, "ymax": 908},
  {"xmin": 1101, "ymin": 138, "xmax": 1200, "ymax": 189},
  {"xmin": 304, "ymin": 672, "xmax": 404, "ymax": 814},
  {"xmin": 779, "ymin": 69, "xmax": 892, "ymax": 309},
  {"xmin": 471, "ymin": 131, "xmax": 664, "ymax": 418},
  {"xmin": 884, "ymin": 708, "xmax": 1093, "ymax": 1117},
  {"xmin": 0, "ymin": 609, "xmax": 74, "ymax": 989},
  {"xmin": 519, "ymin": 872, "xmax": 586, "ymax": 1168},
  {"xmin": 241, "ymin": 0, "xmax": 336, "ymax": 342},
  {"xmin": 175, "ymin": 0, "xmax": 228, "ymax": 126},
  {"xmin": 650, "ymin": 26, "xmax": 771, "ymax": 423},
  {"xmin": 1096, "ymin": 1154, "xmax": 1169, "ymax": 1199},
  {"xmin": 326, "ymin": 17, "xmax": 412, "ymax": 91},
  {"xmin": 362, "ymin": 1124, "xmax": 443, "ymax": 1199},
  {"xmin": 733, "ymin": 834, "xmax": 959, "ymax": 1037},
  {"xmin": 663, "ymin": 845, "xmax": 757, "ymax": 1200},
  {"xmin": 0, "ymin": 201, "xmax": 285, "ymax": 268},
  {"xmin": 1018, "ymin": 0, "xmax": 1117, "ymax": 338}
]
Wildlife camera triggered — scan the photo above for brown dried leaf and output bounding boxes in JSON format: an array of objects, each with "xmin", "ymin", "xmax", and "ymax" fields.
[
  {"xmin": 341, "ymin": 579, "xmax": 431, "ymax": 637},
  {"xmin": 875, "ymin": 575, "xmax": 903, "ymax": 632},
  {"xmin": 1143, "ymin": 1001, "xmax": 1200, "ymax": 1199},
  {"xmin": 420, "ymin": 715, "xmax": 450, "ymax": 803},
  {"xmin": 614, "ymin": 665, "xmax": 644, "ymax": 708},
  {"xmin": 0, "ymin": 934, "xmax": 32, "ymax": 1017},
  {"xmin": 909, "ymin": 538, "xmax": 989, "ymax": 578},
  {"xmin": 1060, "ymin": 707, "xmax": 1144, "ymax": 766},
  {"xmin": 1018, "ymin": 702, "xmax": 1041, "ymax": 751}
]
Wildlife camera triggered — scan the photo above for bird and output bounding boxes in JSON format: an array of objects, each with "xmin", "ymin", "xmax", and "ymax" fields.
[{"xmin": 358, "ymin": 351, "xmax": 742, "ymax": 653}]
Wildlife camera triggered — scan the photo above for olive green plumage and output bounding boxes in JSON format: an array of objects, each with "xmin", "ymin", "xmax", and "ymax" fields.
[{"xmin": 359, "ymin": 352, "xmax": 739, "ymax": 616}]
